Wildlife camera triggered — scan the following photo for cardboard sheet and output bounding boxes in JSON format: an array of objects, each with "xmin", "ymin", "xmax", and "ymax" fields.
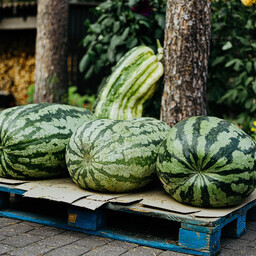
[
  {"xmin": 0, "ymin": 177, "xmax": 29, "ymax": 185},
  {"xmin": 1, "ymin": 177, "xmax": 256, "ymax": 219},
  {"xmin": 141, "ymin": 189, "xmax": 256, "ymax": 218},
  {"xmin": 73, "ymin": 198, "xmax": 109, "ymax": 210},
  {"xmin": 193, "ymin": 190, "xmax": 256, "ymax": 218},
  {"xmin": 23, "ymin": 185, "xmax": 92, "ymax": 204},
  {"xmin": 141, "ymin": 190, "xmax": 200, "ymax": 215},
  {"xmin": 15, "ymin": 178, "xmax": 73, "ymax": 191}
]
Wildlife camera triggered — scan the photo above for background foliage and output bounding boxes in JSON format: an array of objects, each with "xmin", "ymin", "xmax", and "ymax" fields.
[
  {"xmin": 79, "ymin": 0, "xmax": 256, "ymax": 133},
  {"xmin": 79, "ymin": 0, "xmax": 166, "ymax": 89},
  {"xmin": 25, "ymin": 84, "xmax": 95, "ymax": 110},
  {"xmin": 208, "ymin": 0, "xmax": 256, "ymax": 133}
]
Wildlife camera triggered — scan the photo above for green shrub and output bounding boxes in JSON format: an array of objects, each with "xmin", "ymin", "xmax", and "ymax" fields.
[
  {"xmin": 25, "ymin": 85, "xmax": 95, "ymax": 111},
  {"xmin": 207, "ymin": 0, "xmax": 256, "ymax": 132},
  {"xmin": 68, "ymin": 86, "xmax": 96, "ymax": 110},
  {"xmin": 80, "ymin": 0, "xmax": 256, "ymax": 130},
  {"xmin": 79, "ymin": 0, "xmax": 166, "ymax": 86}
]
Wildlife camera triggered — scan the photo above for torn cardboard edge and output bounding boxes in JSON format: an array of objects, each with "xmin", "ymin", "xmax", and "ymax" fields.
[
  {"xmin": 0, "ymin": 177, "xmax": 29, "ymax": 185},
  {"xmin": 140, "ymin": 189, "xmax": 256, "ymax": 218},
  {"xmin": 0, "ymin": 177, "xmax": 256, "ymax": 218}
]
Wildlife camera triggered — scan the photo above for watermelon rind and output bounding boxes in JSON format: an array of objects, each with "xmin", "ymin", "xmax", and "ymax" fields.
[
  {"xmin": 0, "ymin": 103, "xmax": 96, "ymax": 179},
  {"xmin": 93, "ymin": 44, "xmax": 164, "ymax": 120},
  {"xmin": 66, "ymin": 117, "xmax": 170, "ymax": 193},
  {"xmin": 156, "ymin": 116, "xmax": 256, "ymax": 208}
]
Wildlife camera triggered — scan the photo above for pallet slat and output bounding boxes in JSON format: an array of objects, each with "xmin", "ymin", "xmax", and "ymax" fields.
[{"xmin": 0, "ymin": 183, "xmax": 256, "ymax": 256}]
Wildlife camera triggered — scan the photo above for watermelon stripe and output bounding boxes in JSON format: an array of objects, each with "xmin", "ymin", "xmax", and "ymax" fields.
[
  {"xmin": 93, "ymin": 44, "xmax": 163, "ymax": 120},
  {"xmin": 0, "ymin": 103, "xmax": 96, "ymax": 179},
  {"xmin": 157, "ymin": 116, "xmax": 256, "ymax": 207},
  {"xmin": 94, "ymin": 46, "xmax": 154, "ymax": 117},
  {"xmin": 66, "ymin": 118, "xmax": 170, "ymax": 193}
]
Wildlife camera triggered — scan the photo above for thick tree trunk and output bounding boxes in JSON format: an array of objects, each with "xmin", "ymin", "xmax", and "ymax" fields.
[
  {"xmin": 160, "ymin": 0, "xmax": 211, "ymax": 127},
  {"xmin": 34, "ymin": 0, "xmax": 69, "ymax": 103}
]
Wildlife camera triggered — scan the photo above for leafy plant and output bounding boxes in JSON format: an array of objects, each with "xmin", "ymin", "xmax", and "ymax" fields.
[
  {"xmin": 26, "ymin": 84, "xmax": 35, "ymax": 104},
  {"xmin": 24, "ymin": 85, "xmax": 95, "ymax": 111},
  {"xmin": 79, "ymin": 0, "xmax": 166, "ymax": 85},
  {"xmin": 207, "ymin": 0, "xmax": 256, "ymax": 132},
  {"xmin": 68, "ymin": 86, "xmax": 96, "ymax": 110}
]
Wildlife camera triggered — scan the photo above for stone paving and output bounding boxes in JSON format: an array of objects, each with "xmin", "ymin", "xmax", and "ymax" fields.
[{"xmin": 0, "ymin": 217, "xmax": 256, "ymax": 256}]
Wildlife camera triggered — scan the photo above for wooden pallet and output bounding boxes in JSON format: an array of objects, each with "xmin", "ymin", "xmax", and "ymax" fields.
[{"xmin": 0, "ymin": 182, "xmax": 256, "ymax": 256}]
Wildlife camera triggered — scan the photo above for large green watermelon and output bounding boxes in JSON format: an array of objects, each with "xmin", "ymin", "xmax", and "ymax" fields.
[
  {"xmin": 156, "ymin": 116, "xmax": 256, "ymax": 208},
  {"xmin": 66, "ymin": 118, "xmax": 170, "ymax": 193},
  {"xmin": 0, "ymin": 103, "xmax": 96, "ymax": 179}
]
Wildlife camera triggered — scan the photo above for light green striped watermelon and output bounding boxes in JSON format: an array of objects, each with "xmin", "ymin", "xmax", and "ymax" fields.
[
  {"xmin": 66, "ymin": 118, "xmax": 170, "ymax": 193},
  {"xmin": 0, "ymin": 103, "xmax": 96, "ymax": 179},
  {"xmin": 93, "ymin": 41, "xmax": 163, "ymax": 120},
  {"xmin": 156, "ymin": 116, "xmax": 256, "ymax": 208}
]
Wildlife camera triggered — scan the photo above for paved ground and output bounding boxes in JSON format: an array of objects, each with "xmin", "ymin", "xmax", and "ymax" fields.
[{"xmin": 0, "ymin": 217, "xmax": 256, "ymax": 256}]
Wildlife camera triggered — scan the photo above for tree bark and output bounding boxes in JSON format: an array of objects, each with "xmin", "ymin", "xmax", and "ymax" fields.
[
  {"xmin": 34, "ymin": 0, "xmax": 69, "ymax": 103},
  {"xmin": 160, "ymin": 0, "xmax": 211, "ymax": 127}
]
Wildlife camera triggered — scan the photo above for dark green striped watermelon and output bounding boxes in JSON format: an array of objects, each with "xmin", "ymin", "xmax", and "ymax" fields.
[
  {"xmin": 0, "ymin": 103, "xmax": 96, "ymax": 179},
  {"xmin": 66, "ymin": 118, "xmax": 170, "ymax": 193},
  {"xmin": 156, "ymin": 116, "xmax": 256, "ymax": 208}
]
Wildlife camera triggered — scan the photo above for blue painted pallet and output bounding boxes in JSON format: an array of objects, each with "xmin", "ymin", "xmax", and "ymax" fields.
[{"xmin": 0, "ymin": 184, "xmax": 255, "ymax": 256}]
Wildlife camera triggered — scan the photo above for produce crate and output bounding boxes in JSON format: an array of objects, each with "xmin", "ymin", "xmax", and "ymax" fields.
[{"xmin": 0, "ymin": 177, "xmax": 256, "ymax": 256}]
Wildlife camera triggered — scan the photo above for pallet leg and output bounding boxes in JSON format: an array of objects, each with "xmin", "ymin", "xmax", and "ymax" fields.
[
  {"xmin": 222, "ymin": 212, "xmax": 247, "ymax": 238},
  {"xmin": 179, "ymin": 223, "xmax": 221, "ymax": 255},
  {"xmin": 0, "ymin": 192, "xmax": 10, "ymax": 209},
  {"xmin": 68, "ymin": 207, "xmax": 107, "ymax": 231}
]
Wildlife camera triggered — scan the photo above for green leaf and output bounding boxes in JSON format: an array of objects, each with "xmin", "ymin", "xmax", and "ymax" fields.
[
  {"xmin": 225, "ymin": 59, "xmax": 241, "ymax": 68},
  {"xmin": 234, "ymin": 60, "xmax": 243, "ymax": 71},
  {"xmin": 95, "ymin": 44, "xmax": 104, "ymax": 54},
  {"xmin": 245, "ymin": 19, "xmax": 253, "ymax": 30},
  {"xmin": 84, "ymin": 65, "xmax": 94, "ymax": 80},
  {"xmin": 126, "ymin": 37, "xmax": 138, "ymax": 48},
  {"xmin": 235, "ymin": 36, "xmax": 251, "ymax": 46},
  {"xmin": 121, "ymin": 27, "xmax": 130, "ymax": 41},
  {"xmin": 98, "ymin": 1, "xmax": 113, "ymax": 10},
  {"xmin": 245, "ymin": 98, "xmax": 253, "ymax": 109},
  {"xmin": 102, "ymin": 34, "xmax": 111, "ymax": 43},
  {"xmin": 88, "ymin": 51, "xmax": 96, "ymax": 61},
  {"xmin": 155, "ymin": 14, "xmax": 165, "ymax": 29},
  {"xmin": 252, "ymin": 43, "xmax": 256, "ymax": 49},
  {"xmin": 246, "ymin": 62, "xmax": 252, "ymax": 73},
  {"xmin": 252, "ymin": 80, "xmax": 256, "ymax": 94},
  {"xmin": 138, "ymin": 19, "xmax": 151, "ymax": 28},
  {"xmin": 79, "ymin": 54, "xmax": 90, "ymax": 73},
  {"xmin": 116, "ymin": 51, "xmax": 125, "ymax": 62},
  {"xmin": 90, "ymin": 24, "xmax": 101, "ymax": 34},
  {"xmin": 154, "ymin": 28, "xmax": 163, "ymax": 41},
  {"xmin": 113, "ymin": 21, "xmax": 120, "ymax": 33},
  {"xmin": 245, "ymin": 77, "xmax": 253, "ymax": 87},
  {"xmin": 107, "ymin": 47, "xmax": 115, "ymax": 63},
  {"xmin": 212, "ymin": 56, "xmax": 225, "ymax": 66},
  {"xmin": 239, "ymin": 87, "xmax": 248, "ymax": 103},
  {"xmin": 83, "ymin": 35, "xmax": 95, "ymax": 48},
  {"xmin": 94, "ymin": 60, "xmax": 102, "ymax": 74},
  {"xmin": 222, "ymin": 41, "xmax": 232, "ymax": 50},
  {"xmin": 220, "ymin": 89, "xmax": 238, "ymax": 103},
  {"xmin": 102, "ymin": 17, "xmax": 114, "ymax": 27},
  {"xmin": 128, "ymin": 0, "xmax": 139, "ymax": 7},
  {"xmin": 110, "ymin": 35, "xmax": 122, "ymax": 50}
]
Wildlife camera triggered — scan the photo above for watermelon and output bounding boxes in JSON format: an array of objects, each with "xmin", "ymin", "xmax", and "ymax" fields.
[
  {"xmin": 156, "ymin": 116, "xmax": 256, "ymax": 208},
  {"xmin": 66, "ymin": 117, "xmax": 170, "ymax": 193},
  {"xmin": 93, "ymin": 41, "xmax": 164, "ymax": 120},
  {"xmin": 0, "ymin": 103, "xmax": 96, "ymax": 179}
]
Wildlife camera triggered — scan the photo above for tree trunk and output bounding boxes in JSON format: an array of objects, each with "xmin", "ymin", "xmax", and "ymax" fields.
[
  {"xmin": 160, "ymin": 0, "xmax": 211, "ymax": 127},
  {"xmin": 34, "ymin": 0, "xmax": 69, "ymax": 103}
]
